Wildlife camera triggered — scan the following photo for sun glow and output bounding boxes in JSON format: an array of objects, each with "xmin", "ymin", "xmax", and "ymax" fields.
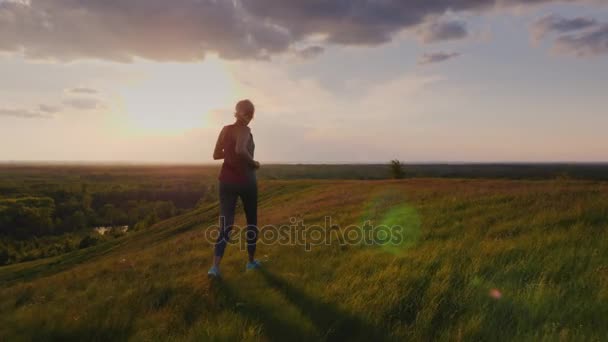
[{"xmin": 118, "ymin": 57, "xmax": 234, "ymax": 135}]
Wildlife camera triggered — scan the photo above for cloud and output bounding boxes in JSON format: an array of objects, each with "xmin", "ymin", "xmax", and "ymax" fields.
[
  {"xmin": 62, "ymin": 97, "xmax": 103, "ymax": 110},
  {"xmin": 63, "ymin": 87, "xmax": 105, "ymax": 110},
  {"xmin": 227, "ymin": 61, "xmax": 446, "ymax": 162},
  {"xmin": 0, "ymin": 85, "xmax": 106, "ymax": 120},
  {"xmin": 532, "ymin": 14, "xmax": 598, "ymax": 41},
  {"xmin": 554, "ymin": 23, "xmax": 608, "ymax": 56},
  {"xmin": 0, "ymin": 0, "xmax": 292, "ymax": 62},
  {"xmin": 67, "ymin": 87, "xmax": 99, "ymax": 95},
  {"xmin": 417, "ymin": 20, "xmax": 469, "ymax": 43},
  {"xmin": 418, "ymin": 52, "xmax": 461, "ymax": 65},
  {"xmin": 0, "ymin": 107, "xmax": 52, "ymax": 119},
  {"xmin": 38, "ymin": 104, "xmax": 60, "ymax": 114},
  {"xmin": 240, "ymin": 0, "xmax": 591, "ymax": 46},
  {"xmin": 295, "ymin": 46, "xmax": 325, "ymax": 59},
  {"xmin": 530, "ymin": 14, "xmax": 608, "ymax": 57},
  {"xmin": 0, "ymin": 0, "xmax": 597, "ymax": 62}
]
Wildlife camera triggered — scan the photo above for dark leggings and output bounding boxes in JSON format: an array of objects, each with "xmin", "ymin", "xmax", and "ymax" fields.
[{"xmin": 214, "ymin": 181, "xmax": 258, "ymax": 258}]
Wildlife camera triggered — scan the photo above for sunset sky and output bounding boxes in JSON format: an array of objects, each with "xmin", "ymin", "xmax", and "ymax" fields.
[{"xmin": 1, "ymin": 0, "xmax": 607, "ymax": 163}]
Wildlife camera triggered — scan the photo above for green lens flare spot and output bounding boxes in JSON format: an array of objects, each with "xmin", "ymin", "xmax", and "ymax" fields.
[
  {"xmin": 376, "ymin": 204, "xmax": 421, "ymax": 254},
  {"xmin": 359, "ymin": 190, "xmax": 422, "ymax": 254}
]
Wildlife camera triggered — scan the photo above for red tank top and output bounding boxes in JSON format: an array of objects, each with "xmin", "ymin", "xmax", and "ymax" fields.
[{"xmin": 219, "ymin": 124, "xmax": 256, "ymax": 184}]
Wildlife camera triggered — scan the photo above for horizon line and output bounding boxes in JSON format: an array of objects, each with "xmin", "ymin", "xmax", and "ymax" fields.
[{"xmin": 1, "ymin": 160, "xmax": 608, "ymax": 166}]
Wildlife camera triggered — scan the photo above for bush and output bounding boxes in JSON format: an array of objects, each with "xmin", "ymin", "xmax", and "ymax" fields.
[
  {"xmin": 78, "ymin": 235, "xmax": 99, "ymax": 249},
  {"xmin": 0, "ymin": 247, "xmax": 8, "ymax": 265}
]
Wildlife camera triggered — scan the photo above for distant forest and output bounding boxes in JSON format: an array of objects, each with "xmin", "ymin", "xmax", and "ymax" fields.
[{"xmin": 0, "ymin": 165, "xmax": 217, "ymax": 264}]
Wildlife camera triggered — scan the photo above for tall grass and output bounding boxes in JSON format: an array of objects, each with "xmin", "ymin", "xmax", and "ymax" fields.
[{"xmin": 0, "ymin": 179, "xmax": 607, "ymax": 341}]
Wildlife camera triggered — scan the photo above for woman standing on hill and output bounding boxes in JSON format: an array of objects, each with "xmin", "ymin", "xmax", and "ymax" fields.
[{"xmin": 208, "ymin": 99, "xmax": 261, "ymax": 277}]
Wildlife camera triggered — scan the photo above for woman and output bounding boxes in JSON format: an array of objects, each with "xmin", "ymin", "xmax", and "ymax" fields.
[{"xmin": 208, "ymin": 99, "xmax": 261, "ymax": 278}]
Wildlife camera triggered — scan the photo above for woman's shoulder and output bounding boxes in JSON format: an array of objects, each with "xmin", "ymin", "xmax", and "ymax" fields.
[
  {"xmin": 222, "ymin": 124, "xmax": 250, "ymax": 139},
  {"xmin": 223, "ymin": 123, "xmax": 249, "ymax": 129},
  {"xmin": 232, "ymin": 124, "xmax": 251, "ymax": 133},
  {"xmin": 222, "ymin": 124, "xmax": 241, "ymax": 133}
]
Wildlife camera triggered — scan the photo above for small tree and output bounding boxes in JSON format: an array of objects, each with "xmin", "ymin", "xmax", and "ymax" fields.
[{"xmin": 390, "ymin": 159, "xmax": 405, "ymax": 179}]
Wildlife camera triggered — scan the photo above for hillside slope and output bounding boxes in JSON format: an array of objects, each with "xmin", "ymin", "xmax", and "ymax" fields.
[{"xmin": 1, "ymin": 179, "xmax": 607, "ymax": 341}]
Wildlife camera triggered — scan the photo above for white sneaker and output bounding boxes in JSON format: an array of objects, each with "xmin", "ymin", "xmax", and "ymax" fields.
[{"xmin": 208, "ymin": 265, "xmax": 221, "ymax": 277}]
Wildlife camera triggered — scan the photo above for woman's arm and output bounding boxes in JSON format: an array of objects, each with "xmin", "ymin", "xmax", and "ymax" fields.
[
  {"xmin": 235, "ymin": 125, "xmax": 259, "ymax": 168},
  {"xmin": 213, "ymin": 127, "xmax": 226, "ymax": 160}
]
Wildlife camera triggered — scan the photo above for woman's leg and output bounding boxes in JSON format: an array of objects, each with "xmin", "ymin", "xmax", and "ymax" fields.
[
  {"xmin": 214, "ymin": 182, "xmax": 238, "ymax": 267},
  {"xmin": 241, "ymin": 182, "xmax": 258, "ymax": 262}
]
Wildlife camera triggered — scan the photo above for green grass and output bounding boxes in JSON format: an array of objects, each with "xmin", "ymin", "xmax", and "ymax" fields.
[{"xmin": 1, "ymin": 179, "xmax": 607, "ymax": 341}]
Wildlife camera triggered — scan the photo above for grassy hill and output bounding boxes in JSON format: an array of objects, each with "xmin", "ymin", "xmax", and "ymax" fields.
[{"xmin": 1, "ymin": 179, "xmax": 607, "ymax": 341}]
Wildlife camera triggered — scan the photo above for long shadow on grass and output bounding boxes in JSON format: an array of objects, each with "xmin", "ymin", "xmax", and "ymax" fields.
[
  {"xmin": 209, "ymin": 277, "xmax": 317, "ymax": 341},
  {"xmin": 259, "ymin": 269, "xmax": 391, "ymax": 342}
]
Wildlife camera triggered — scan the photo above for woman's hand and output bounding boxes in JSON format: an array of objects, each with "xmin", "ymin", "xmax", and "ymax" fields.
[{"xmin": 253, "ymin": 161, "xmax": 261, "ymax": 170}]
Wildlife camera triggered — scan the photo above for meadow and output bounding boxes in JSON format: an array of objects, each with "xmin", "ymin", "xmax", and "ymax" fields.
[{"xmin": 0, "ymin": 166, "xmax": 607, "ymax": 340}]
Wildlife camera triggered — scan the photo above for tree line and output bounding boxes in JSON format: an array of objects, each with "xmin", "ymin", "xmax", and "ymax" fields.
[{"xmin": 0, "ymin": 186, "xmax": 206, "ymax": 239}]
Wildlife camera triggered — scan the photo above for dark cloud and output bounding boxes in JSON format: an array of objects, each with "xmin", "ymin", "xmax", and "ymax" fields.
[
  {"xmin": 0, "ymin": 107, "xmax": 52, "ymax": 119},
  {"xmin": 418, "ymin": 20, "xmax": 468, "ymax": 43},
  {"xmin": 530, "ymin": 14, "xmax": 608, "ymax": 57},
  {"xmin": 555, "ymin": 23, "xmax": 608, "ymax": 56},
  {"xmin": 68, "ymin": 87, "xmax": 99, "ymax": 95},
  {"xmin": 295, "ymin": 46, "xmax": 325, "ymax": 59},
  {"xmin": 240, "ymin": 0, "xmax": 585, "ymax": 45},
  {"xmin": 418, "ymin": 52, "xmax": 461, "ymax": 65},
  {"xmin": 0, "ymin": 0, "xmax": 598, "ymax": 62},
  {"xmin": 0, "ymin": 0, "xmax": 292, "ymax": 61},
  {"xmin": 532, "ymin": 14, "xmax": 598, "ymax": 40}
]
